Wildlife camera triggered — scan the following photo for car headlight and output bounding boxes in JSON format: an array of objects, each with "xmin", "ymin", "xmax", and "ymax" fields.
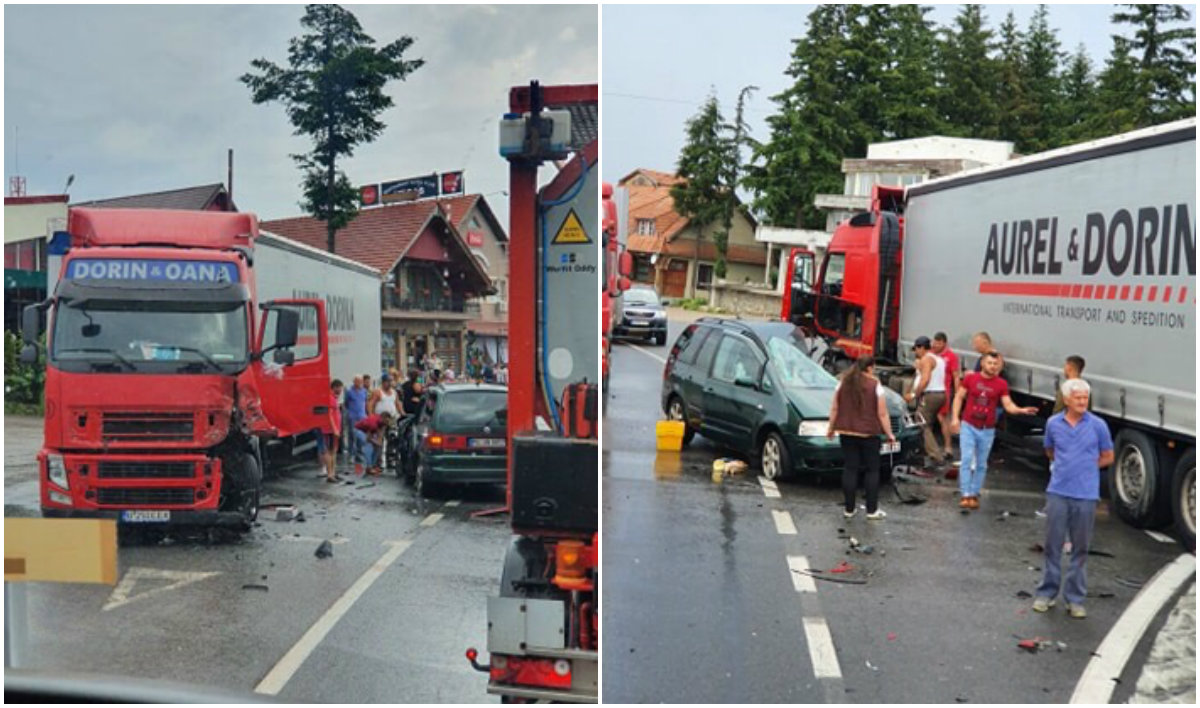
[
  {"xmin": 652, "ymin": 311, "xmax": 667, "ymax": 320},
  {"xmin": 46, "ymin": 454, "xmax": 69, "ymax": 489},
  {"xmin": 798, "ymin": 420, "xmax": 830, "ymax": 437}
]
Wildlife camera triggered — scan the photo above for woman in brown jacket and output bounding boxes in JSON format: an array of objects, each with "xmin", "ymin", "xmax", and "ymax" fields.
[{"xmin": 827, "ymin": 355, "xmax": 896, "ymax": 520}]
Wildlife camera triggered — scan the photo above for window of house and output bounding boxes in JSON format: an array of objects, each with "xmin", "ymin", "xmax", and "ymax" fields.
[
  {"xmin": 634, "ymin": 256, "xmax": 653, "ymax": 282},
  {"xmin": 696, "ymin": 263, "xmax": 714, "ymax": 289},
  {"xmin": 636, "ymin": 219, "xmax": 656, "ymax": 235}
]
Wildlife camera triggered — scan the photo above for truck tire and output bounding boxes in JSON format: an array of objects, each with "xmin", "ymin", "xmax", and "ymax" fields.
[
  {"xmin": 1171, "ymin": 449, "xmax": 1195, "ymax": 553},
  {"xmin": 238, "ymin": 453, "xmax": 262, "ymax": 531},
  {"xmin": 759, "ymin": 430, "xmax": 792, "ymax": 481},
  {"xmin": 1110, "ymin": 429, "xmax": 1172, "ymax": 529},
  {"xmin": 666, "ymin": 396, "xmax": 695, "ymax": 445}
]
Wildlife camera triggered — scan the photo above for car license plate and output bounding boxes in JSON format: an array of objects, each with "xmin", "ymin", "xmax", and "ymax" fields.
[
  {"xmin": 880, "ymin": 441, "xmax": 901, "ymax": 454},
  {"xmin": 469, "ymin": 438, "xmax": 505, "ymax": 449},
  {"xmin": 122, "ymin": 510, "xmax": 171, "ymax": 523},
  {"xmin": 629, "ymin": 320, "xmax": 650, "ymax": 327}
]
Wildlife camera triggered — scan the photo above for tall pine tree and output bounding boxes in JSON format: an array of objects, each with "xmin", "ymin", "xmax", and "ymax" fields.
[
  {"xmin": 938, "ymin": 5, "xmax": 1000, "ymax": 139},
  {"xmin": 1112, "ymin": 4, "xmax": 1196, "ymax": 123},
  {"xmin": 1058, "ymin": 45, "xmax": 1097, "ymax": 144},
  {"xmin": 672, "ymin": 94, "xmax": 737, "ymax": 285},
  {"xmin": 995, "ymin": 11, "xmax": 1029, "ymax": 146},
  {"xmin": 877, "ymin": 4, "xmax": 943, "ymax": 140},
  {"xmin": 1017, "ymin": 5, "xmax": 1066, "ymax": 153}
]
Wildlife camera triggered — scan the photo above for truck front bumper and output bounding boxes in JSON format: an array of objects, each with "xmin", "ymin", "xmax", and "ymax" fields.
[{"xmin": 41, "ymin": 508, "xmax": 249, "ymax": 528}]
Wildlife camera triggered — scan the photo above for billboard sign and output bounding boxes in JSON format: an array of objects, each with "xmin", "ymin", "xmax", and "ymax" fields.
[
  {"xmin": 441, "ymin": 171, "xmax": 465, "ymax": 196},
  {"xmin": 381, "ymin": 174, "xmax": 438, "ymax": 203},
  {"xmin": 360, "ymin": 184, "xmax": 380, "ymax": 207}
]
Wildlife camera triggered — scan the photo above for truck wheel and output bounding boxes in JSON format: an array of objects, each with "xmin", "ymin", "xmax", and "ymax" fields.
[
  {"xmin": 1110, "ymin": 430, "xmax": 1172, "ymax": 529},
  {"xmin": 239, "ymin": 454, "xmax": 261, "ymax": 531},
  {"xmin": 759, "ymin": 431, "xmax": 792, "ymax": 481},
  {"xmin": 667, "ymin": 396, "xmax": 695, "ymax": 445},
  {"xmin": 1171, "ymin": 449, "xmax": 1195, "ymax": 553}
]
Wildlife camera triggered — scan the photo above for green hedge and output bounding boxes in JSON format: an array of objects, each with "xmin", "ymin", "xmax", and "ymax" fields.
[{"xmin": 5, "ymin": 330, "xmax": 44, "ymax": 415}]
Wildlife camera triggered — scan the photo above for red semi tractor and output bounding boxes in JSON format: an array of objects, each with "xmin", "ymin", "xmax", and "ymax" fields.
[{"xmin": 19, "ymin": 208, "xmax": 333, "ymax": 533}]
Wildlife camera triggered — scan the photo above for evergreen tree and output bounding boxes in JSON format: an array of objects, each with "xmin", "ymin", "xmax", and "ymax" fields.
[
  {"xmin": 744, "ymin": 5, "xmax": 855, "ymax": 228},
  {"xmin": 938, "ymin": 5, "xmax": 1000, "ymax": 139},
  {"xmin": 877, "ymin": 4, "xmax": 943, "ymax": 140},
  {"xmin": 1058, "ymin": 45, "xmax": 1097, "ymax": 144},
  {"xmin": 241, "ymin": 5, "xmax": 424, "ymax": 253},
  {"xmin": 672, "ymin": 94, "xmax": 737, "ymax": 284},
  {"xmin": 1017, "ymin": 5, "xmax": 1065, "ymax": 152},
  {"xmin": 995, "ymin": 11, "xmax": 1028, "ymax": 146},
  {"xmin": 1089, "ymin": 41, "xmax": 1147, "ymax": 136},
  {"xmin": 1112, "ymin": 4, "xmax": 1196, "ymax": 123}
]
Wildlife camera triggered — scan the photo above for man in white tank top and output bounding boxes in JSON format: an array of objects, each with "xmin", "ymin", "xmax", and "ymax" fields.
[
  {"xmin": 368, "ymin": 374, "xmax": 400, "ymax": 469},
  {"xmin": 904, "ymin": 336, "xmax": 948, "ymax": 468}
]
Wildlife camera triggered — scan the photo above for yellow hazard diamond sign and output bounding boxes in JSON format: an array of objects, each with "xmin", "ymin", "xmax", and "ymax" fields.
[{"xmin": 551, "ymin": 209, "xmax": 591, "ymax": 245}]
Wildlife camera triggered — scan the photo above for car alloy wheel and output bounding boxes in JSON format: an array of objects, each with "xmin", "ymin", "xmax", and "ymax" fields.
[{"xmin": 762, "ymin": 436, "xmax": 782, "ymax": 480}]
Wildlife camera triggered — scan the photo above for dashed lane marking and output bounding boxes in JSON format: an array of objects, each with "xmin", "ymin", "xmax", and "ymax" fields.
[
  {"xmin": 625, "ymin": 342, "xmax": 667, "ymax": 365},
  {"xmin": 758, "ymin": 476, "xmax": 781, "ymax": 498},
  {"xmin": 1070, "ymin": 553, "xmax": 1196, "ymax": 704},
  {"xmin": 787, "ymin": 556, "xmax": 817, "ymax": 593},
  {"xmin": 420, "ymin": 513, "xmax": 444, "ymax": 527},
  {"xmin": 803, "ymin": 616, "xmax": 843, "ymax": 679},
  {"xmin": 772, "ymin": 509, "xmax": 797, "ymax": 535},
  {"xmin": 255, "ymin": 540, "xmax": 413, "ymax": 695},
  {"xmin": 1144, "ymin": 530, "xmax": 1176, "ymax": 544},
  {"xmin": 103, "ymin": 567, "xmax": 221, "ymax": 612},
  {"xmin": 444, "ymin": 500, "xmax": 461, "ymax": 508}
]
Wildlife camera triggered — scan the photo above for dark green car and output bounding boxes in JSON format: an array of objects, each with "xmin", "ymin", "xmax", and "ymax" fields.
[
  {"xmin": 402, "ymin": 383, "xmax": 508, "ymax": 498},
  {"xmin": 661, "ymin": 319, "xmax": 923, "ymax": 480}
]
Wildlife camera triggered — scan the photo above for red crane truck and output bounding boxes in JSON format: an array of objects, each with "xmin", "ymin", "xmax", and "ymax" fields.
[
  {"xmin": 781, "ymin": 119, "xmax": 1196, "ymax": 549},
  {"xmin": 19, "ymin": 208, "xmax": 333, "ymax": 535},
  {"xmin": 602, "ymin": 181, "xmax": 633, "ymax": 394},
  {"xmin": 465, "ymin": 81, "xmax": 599, "ymax": 702}
]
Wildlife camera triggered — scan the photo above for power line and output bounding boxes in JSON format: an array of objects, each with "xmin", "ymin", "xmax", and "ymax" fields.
[{"xmin": 604, "ymin": 91, "xmax": 774, "ymax": 117}]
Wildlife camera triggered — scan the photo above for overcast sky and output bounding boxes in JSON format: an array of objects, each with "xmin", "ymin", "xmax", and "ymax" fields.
[
  {"xmin": 602, "ymin": 3, "xmax": 1192, "ymax": 186},
  {"xmin": 4, "ymin": 4, "xmax": 598, "ymax": 226}
]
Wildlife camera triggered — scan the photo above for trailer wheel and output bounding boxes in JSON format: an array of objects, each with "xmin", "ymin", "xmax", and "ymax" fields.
[
  {"xmin": 1110, "ymin": 430, "xmax": 1171, "ymax": 529},
  {"xmin": 667, "ymin": 396, "xmax": 695, "ymax": 445},
  {"xmin": 1171, "ymin": 449, "xmax": 1195, "ymax": 553}
]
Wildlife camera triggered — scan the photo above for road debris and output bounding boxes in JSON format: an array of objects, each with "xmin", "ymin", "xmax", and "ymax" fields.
[
  {"xmin": 294, "ymin": 511, "xmax": 307, "ymax": 523},
  {"xmin": 1015, "ymin": 590, "xmax": 1033, "ymax": 599},
  {"xmin": 241, "ymin": 583, "xmax": 269, "ymax": 592},
  {"xmin": 315, "ymin": 540, "xmax": 334, "ymax": 559},
  {"xmin": 357, "ymin": 481, "xmax": 377, "ymax": 489},
  {"xmin": 1116, "ymin": 576, "xmax": 1146, "ymax": 589},
  {"xmin": 1087, "ymin": 549, "xmax": 1115, "ymax": 558},
  {"xmin": 887, "ymin": 632, "xmax": 897, "ymax": 641},
  {"xmin": 866, "ymin": 659, "xmax": 879, "ymax": 671},
  {"xmin": 792, "ymin": 569, "xmax": 868, "ymax": 585},
  {"xmin": 264, "ymin": 504, "xmax": 299, "ymax": 522},
  {"xmin": 829, "ymin": 560, "xmax": 854, "ymax": 574}
]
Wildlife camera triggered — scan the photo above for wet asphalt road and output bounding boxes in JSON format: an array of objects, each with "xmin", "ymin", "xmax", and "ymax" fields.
[
  {"xmin": 602, "ymin": 316, "xmax": 1189, "ymax": 704},
  {"xmin": 4, "ymin": 415, "xmax": 507, "ymax": 703}
]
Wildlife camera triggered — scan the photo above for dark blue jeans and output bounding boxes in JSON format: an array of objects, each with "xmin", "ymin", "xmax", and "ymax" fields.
[{"xmin": 1036, "ymin": 493, "xmax": 1097, "ymax": 605}]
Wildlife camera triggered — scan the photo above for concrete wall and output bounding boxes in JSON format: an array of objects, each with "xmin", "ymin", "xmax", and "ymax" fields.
[
  {"xmin": 4, "ymin": 201, "xmax": 68, "ymax": 244},
  {"xmin": 710, "ymin": 281, "xmax": 781, "ymax": 318}
]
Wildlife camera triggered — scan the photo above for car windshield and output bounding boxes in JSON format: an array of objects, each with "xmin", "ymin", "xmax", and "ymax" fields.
[
  {"xmin": 767, "ymin": 334, "xmax": 838, "ymax": 389},
  {"xmin": 625, "ymin": 289, "xmax": 659, "ymax": 306},
  {"xmin": 52, "ymin": 300, "xmax": 249, "ymax": 368},
  {"xmin": 435, "ymin": 390, "xmax": 508, "ymax": 429}
]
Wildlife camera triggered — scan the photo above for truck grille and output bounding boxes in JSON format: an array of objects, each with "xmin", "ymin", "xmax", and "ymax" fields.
[
  {"xmin": 102, "ymin": 412, "xmax": 194, "ymax": 442},
  {"xmin": 96, "ymin": 488, "xmax": 195, "ymax": 506},
  {"xmin": 97, "ymin": 461, "xmax": 195, "ymax": 480}
]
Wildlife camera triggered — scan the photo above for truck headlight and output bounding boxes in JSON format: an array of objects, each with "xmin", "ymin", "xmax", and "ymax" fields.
[
  {"xmin": 46, "ymin": 454, "xmax": 69, "ymax": 490},
  {"xmin": 798, "ymin": 420, "xmax": 830, "ymax": 437}
]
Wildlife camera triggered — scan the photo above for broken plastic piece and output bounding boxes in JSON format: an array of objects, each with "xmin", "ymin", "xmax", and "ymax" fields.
[
  {"xmin": 887, "ymin": 632, "xmax": 897, "ymax": 641},
  {"xmin": 315, "ymin": 540, "xmax": 334, "ymax": 559},
  {"xmin": 1015, "ymin": 590, "xmax": 1033, "ymax": 599},
  {"xmin": 829, "ymin": 560, "xmax": 854, "ymax": 574}
]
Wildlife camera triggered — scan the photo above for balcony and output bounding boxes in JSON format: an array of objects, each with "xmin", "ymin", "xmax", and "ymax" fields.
[{"xmin": 382, "ymin": 289, "xmax": 467, "ymax": 314}]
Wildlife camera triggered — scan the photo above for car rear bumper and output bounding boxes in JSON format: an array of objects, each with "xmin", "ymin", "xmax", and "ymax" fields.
[
  {"xmin": 425, "ymin": 453, "xmax": 507, "ymax": 485},
  {"xmin": 784, "ymin": 430, "xmax": 922, "ymax": 475}
]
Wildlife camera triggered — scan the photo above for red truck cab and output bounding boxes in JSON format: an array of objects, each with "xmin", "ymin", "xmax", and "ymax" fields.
[
  {"xmin": 784, "ymin": 185, "xmax": 906, "ymax": 365},
  {"xmin": 22, "ymin": 208, "xmax": 331, "ymax": 531}
]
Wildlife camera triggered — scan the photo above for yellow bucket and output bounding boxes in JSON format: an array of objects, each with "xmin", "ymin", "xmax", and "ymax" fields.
[{"xmin": 655, "ymin": 420, "xmax": 686, "ymax": 451}]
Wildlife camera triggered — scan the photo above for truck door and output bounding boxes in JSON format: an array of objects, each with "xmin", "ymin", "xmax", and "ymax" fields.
[
  {"xmin": 253, "ymin": 299, "xmax": 332, "ymax": 438},
  {"xmin": 783, "ymin": 248, "xmax": 816, "ymax": 326}
]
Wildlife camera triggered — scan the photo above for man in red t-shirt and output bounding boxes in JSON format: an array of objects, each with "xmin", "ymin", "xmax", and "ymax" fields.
[
  {"xmin": 354, "ymin": 411, "xmax": 393, "ymax": 477},
  {"xmin": 950, "ymin": 351, "xmax": 1037, "ymax": 510},
  {"xmin": 932, "ymin": 332, "xmax": 961, "ymax": 472}
]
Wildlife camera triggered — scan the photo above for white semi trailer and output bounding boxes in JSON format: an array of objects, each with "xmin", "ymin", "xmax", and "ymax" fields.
[{"xmin": 900, "ymin": 119, "xmax": 1196, "ymax": 549}]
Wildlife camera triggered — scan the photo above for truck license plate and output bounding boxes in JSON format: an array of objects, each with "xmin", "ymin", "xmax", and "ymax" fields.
[
  {"xmin": 122, "ymin": 510, "xmax": 171, "ymax": 523},
  {"xmin": 880, "ymin": 441, "xmax": 901, "ymax": 454}
]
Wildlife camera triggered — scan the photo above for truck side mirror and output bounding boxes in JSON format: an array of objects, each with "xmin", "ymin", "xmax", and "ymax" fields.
[
  {"xmin": 274, "ymin": 308, "xmax": 300, "ymax": 349},
  {"xmin": 20, "ymin": 344, "xmax": 38, "ymax": 365},
  {"xmin": 618, "ymin": 251, "xmax": 633, "ymax": 278},
  {"xmin": 618, "ymin": 276, "xmax": 631, "ymax": 292},
  {"xmin": 272, "ymin": 349, "xmax": 295, "ymax": 366},
  {"xmin": 21, "ymin": 304, "xmax": 41, "ymax": 345}
]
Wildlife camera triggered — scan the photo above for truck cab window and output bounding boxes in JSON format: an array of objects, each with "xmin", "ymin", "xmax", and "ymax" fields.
[
  {"xmin": 816, "ymin": 253, "xmax": 863, "ymax": 340},
  {"xmin": 262, "ymin": 304, "xmax": 320, "ymax": 362}
]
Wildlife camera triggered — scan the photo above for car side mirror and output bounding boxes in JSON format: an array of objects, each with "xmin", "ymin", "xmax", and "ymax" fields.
[{"xmin": 734, "ymin": 375, "xmax": 758, "ymax": 390}]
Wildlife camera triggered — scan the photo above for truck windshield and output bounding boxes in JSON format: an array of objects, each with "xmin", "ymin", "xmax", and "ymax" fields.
[
  {"xmin": 51, "ymin": 301, "xmax": 248, "ymax": 371},
  {"xmin": 767, "ymin": 335, "xmax": 838, "ymax": 390}
]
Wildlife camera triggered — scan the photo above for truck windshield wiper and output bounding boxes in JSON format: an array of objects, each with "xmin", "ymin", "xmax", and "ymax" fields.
[
  {"xmin": 56, "ymin": 347, "xmax": 137, "ymax": 371},
  {"xmin": 171, "ymin": 346, "xmax": 224, "ymax": 372}
]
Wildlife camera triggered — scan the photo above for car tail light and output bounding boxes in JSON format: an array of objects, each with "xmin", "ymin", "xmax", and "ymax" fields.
[{"xmin": 424, "ymin": 432, "xmax": 466, "ymax": 451}]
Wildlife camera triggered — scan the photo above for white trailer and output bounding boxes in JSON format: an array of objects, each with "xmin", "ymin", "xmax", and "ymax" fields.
[
  {"xmin": 900, "ymin": 119, "xmax": 1196, "ymax": 548},
  {"xmin": 256, "ymin": 231, "xmax": 381, "ymax": 386}
]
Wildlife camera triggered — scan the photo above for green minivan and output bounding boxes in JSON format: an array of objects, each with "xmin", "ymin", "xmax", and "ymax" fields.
[{"xmin": 661, "ymin": 318, "xmax": 923, "ymax": 480}]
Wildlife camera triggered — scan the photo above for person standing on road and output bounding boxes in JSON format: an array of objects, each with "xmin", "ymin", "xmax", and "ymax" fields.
[
  {"xmin": 932, "ymin": 332, "xmax": 962, "ymax": 471},
  {"xmin": 400, "ymin": 369, "xmax": 424, "ymax": 418},
  {"xmin": 320, "ymin": 379, "xmax": 345, "ymax": 483},
  {"xmin": 353, "ymin": 411, "xmax": 393, "ymax": 477},
  {"xmin": 343, "ymin": 375, "xmax": 368, "ymax": 463},
  {"xmin": 828, "ymin": 355, "xmax": 896, "ymax": 520},
  {"xmin": 950, "ymin": 351, "xmax": 1037, "ymax": 509},
  {"xmin": 1033, "ymin": 379, "xmax": 1114, "ymax": 619},
  {"xmin": 904, "ymin": 336, "xmax": 948, "ymax": 471}
]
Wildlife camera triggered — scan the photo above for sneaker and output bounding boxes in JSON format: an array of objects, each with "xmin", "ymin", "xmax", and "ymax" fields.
[
  {"xmin": 1067, "ymin": 603, "xmax": 1087, "ymax": 619},
  {"xmin": 866, "ymin": 509, "xmax": 887, "ymax": 521},
  {"xmin": 1032, "ymin": 596, "xmax": 1056, "ymax": 613},
  {"xmin": 959, "ymin": 497, "xmax": 972, "ymax": 509},
  {"xmin": 843, "ymin": 508, "xmax": 857, "ymax": 519},
  {"xmin": 967, "ymin": 497, "xmax": 980, "ymax": 510}
]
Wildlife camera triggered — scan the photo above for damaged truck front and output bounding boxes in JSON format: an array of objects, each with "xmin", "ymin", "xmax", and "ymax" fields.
[{"xmin": 20, "ymin": 208, "xmax": 332, "ymax": 533}]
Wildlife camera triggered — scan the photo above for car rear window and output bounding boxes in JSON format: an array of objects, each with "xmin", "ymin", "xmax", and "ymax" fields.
[
  {"xmin": 434, "ymin": 390, "xmax": 507, "ymax": 430},
  {"xmin": 673, "ymin": 325, "xmax": 710, "ymax": 365}
]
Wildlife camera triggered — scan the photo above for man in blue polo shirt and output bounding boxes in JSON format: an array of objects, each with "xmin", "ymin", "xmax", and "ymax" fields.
[
  {"xmin": 343, "ymin": 375, "xmax": 369, "ymax": 462},
  {"xmin": 1033, "ymin": 378, "xmax": 1114, "ymax": 619}
]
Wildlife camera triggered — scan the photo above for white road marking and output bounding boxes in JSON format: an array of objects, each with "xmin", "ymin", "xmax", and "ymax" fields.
[
  {"xmin": 420, "ymin": 513, "xmax": 444, "ymax": 527},
  {"xmin": 1070, "ymin": 553, "xmax": 1197, "ymax": 704},
  {"xmin": 788, "ymin": 556, "xmax": 817, "ymax": 594},
  {"xmin": 625, "ymin": 342, "xmax": 667, "ymax": 365},
  {"xmin": 103, "ymin": 567, "xmax": 221, "ymax": 612},
  {"xmin": 255, "ymin": 540, "xmax": 413, "ymax": 695},
  {"xmin": 444, "ymin": 500, "xmax": 461, "ymax": 508},
  {"xmin": 772, "ymin": 509, "xmax": 797, "ymax": 535},
  {"xmin": 278, "ymin": 535, "xmax": 350, "ymax": 545},
  {"xmin": 803, "ymin": 616, "xmax": 842, "ymax": 679},
  {"xmin": 758, "ymin": 476, "xmax": 781, "ymax": 498},
  {"xmin": 1144, "ymin": 530, "xmax": 1176, "ymax": 543}
]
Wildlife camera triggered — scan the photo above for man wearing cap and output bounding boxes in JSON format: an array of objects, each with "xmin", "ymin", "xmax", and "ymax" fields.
[{"xmin": 905, "ymin": 336, "xmax": 948, "ymax": 470}]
